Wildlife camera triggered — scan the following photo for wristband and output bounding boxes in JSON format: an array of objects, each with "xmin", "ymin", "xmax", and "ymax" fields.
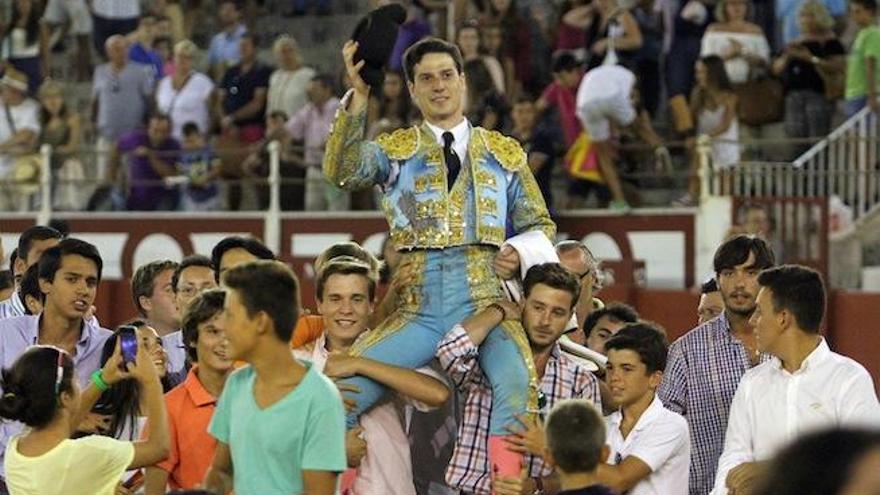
[
  {"xmin": 487, "ymin": 302, "xmax": 507, "ymax": 321},
  {"xmin": 91, "ymin": 370, "xmax": 109, "ymax": 392}
]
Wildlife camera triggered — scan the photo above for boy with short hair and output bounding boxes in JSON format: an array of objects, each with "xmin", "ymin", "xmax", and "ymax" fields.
[
  {"xmin": 296, "ymin": 258, "xmax": 449, "ymax": 495},
  {"xmin": 178, "ymin": 122, "xmax": 222, "ymax": 211},
  {"xmin": 144, "ymin": 289, "xmax": 232, "ymax": 494},
  {"xmin": 204, "ymin": 261, "xmax": 346, "ymax": 495},
  {"xmin": 545, "ymin": 399, "xmax": 615, "ymax": 495},
  {"xmin": 598, "ymin": 323, "xmax": 690, "ymax": 495}
]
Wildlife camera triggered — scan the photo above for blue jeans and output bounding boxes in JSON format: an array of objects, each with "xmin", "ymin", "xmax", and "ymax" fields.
[{"xmin": 343, "ymin": 245, "xmax": 534, "ymax": 434}]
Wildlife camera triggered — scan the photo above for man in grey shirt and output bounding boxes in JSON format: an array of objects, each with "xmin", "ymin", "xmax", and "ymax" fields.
[{"xmin": 92, "ymin": 34, "xmax": 154, "ymax": 183}]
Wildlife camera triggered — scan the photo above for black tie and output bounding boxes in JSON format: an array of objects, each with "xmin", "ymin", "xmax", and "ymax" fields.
[{"xmin": 442, "ymin": 131, "xmax": 461, "ymax": 190}]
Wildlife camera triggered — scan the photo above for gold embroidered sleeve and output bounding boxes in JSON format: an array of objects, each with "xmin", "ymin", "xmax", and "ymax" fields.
[
  {"xmin": 322, "ymin": 100, "xmax": 390, "ymax": 191},
  {"xmin": 507, "ymin": 144, "xmax": 556, "ymax": 242}
]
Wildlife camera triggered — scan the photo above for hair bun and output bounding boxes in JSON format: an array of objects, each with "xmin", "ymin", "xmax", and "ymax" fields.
[{"xmin": 0, "ymin": 389, "xmax": 28, "ymax": 422}]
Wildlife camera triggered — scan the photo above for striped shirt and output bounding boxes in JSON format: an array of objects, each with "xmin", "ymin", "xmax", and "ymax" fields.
[
  {"xmin": 437, "ymin": 325, "xmax": 602, "ymax": 495},
  {"xmin": 658, "ymin": 313, "xmax": 768, "ymax": 495},
  {"xmin": 0, "ymin": 293, "xmax": 26, "ymax": 319}
]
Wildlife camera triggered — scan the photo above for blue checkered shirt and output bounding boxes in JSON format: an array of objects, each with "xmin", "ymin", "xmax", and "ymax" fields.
[{"xmin": 658, "ymin": 313, "xmax": 768, "ymax": 495}]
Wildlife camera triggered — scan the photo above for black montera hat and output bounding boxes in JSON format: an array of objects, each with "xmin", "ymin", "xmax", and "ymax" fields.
[{"xmin": 350, "ymin": 3, "xmax": 407, "ymax": 89}]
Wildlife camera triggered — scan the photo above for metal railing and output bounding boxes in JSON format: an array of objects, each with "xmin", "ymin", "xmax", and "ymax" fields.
[{"xmin": 700, "ymin": 108, "xmax": 880, "ymax": 220}]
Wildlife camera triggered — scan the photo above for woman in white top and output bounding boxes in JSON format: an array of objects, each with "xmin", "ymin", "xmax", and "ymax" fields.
[
  {"xmin": 0, "ymin": 344, "xmax": 169, "ymax": 495},
  {"xmin": 4, "ymin": 0, "xmax": 45, "ymax": 94},
  {"xmin": 267, "ymin": 35, "xmax": 316, "ymax": 116},
  {"xmin": 700, "ymin": 0, "xmax": 770, "ymax": 84},
  {"xmin": 155, "ymin": 40, "xmax": 214, "ymax": 140}
]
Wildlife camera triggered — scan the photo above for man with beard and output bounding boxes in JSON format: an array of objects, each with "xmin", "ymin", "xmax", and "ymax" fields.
[{"xmin": 658, "ymin": 235, "xmax": 775, "ymax": 495}]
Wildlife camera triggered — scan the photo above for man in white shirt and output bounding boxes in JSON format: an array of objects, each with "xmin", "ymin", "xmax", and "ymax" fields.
[
  {"xmin": 597, "ymin": 322, "xmax": 691, "ymax": 495},
  {"xmin": 0, "ymin": 68, "xmax": 40, "ymax": 210},
  {"xmin": 712, "ymin": 264, "xmax": 880, "ymax": 495},
  {"xmin": 575, "ymin": 64, "xmax": 663, "ymax": 211}
]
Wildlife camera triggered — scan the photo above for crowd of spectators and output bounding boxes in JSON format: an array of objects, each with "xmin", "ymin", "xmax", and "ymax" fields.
[
  {"xmin": 0, "ymin": 224, "xmax": 875, "ymax": 495},
  {"xmin": 0, "ymin": 0, "xmax": 878, "ymax": 211}
]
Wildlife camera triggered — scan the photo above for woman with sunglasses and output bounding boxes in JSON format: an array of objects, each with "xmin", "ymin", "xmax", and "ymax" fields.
[{"xmin": 0, "ymin": 342, "xmax": 169, "ymax": 494}]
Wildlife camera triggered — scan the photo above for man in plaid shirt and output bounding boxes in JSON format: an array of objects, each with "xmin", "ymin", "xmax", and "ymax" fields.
[
  {"xmin": 658, "ymin": 235, "xmax": 775, "ymax": 495},
  {"xmin": 438, "ymin": 263, "xmax": 602, "ymax": 495}
]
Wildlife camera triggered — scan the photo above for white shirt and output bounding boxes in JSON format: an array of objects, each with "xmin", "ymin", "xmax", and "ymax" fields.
[
  {"xmin": 700, "ymin": 31, "xmax": 770, "ymax": 84},
  {"xmin": 267, "ymin": 67, "xmax": 316, "ymax": 116},
  {"xmin": 91, "ymin": 0, "xmax": 140, "ymax": 19},
  {"xmin": 156, "ymin": 72, "xmax": 215, "ymax": 140},
  {"xmin": 711, "ymin": 339, "xmax": 880, "ymax": 495},
  {"xmin": 0, "ymin": 98, "xmax": 40, "ymax": 176},
  {"xmin": 576, "ymin": 65, "xmax": 636, "ymax": 105},
  {"xmin": 606, "ymin": 395, "xmax": 691, "ymax": 495},
  {"xmin": 424, "ymin": 118, "xmax": 470, "ymax": 166}
]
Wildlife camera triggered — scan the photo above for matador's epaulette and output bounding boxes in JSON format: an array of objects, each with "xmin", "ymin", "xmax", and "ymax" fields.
[
  {"xmin": 481, "ymin": 129, "xmax": 527, "ymax": 172},
  {"xmin": 375, "ymin": 126, "xmax": 420, "ymax": 161}
]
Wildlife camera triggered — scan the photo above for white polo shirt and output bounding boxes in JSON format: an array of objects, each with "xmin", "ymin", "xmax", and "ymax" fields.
[
  {"xmin": 606, "ymin": 395, "xmax": 690, "ymax": 495},
  {"xmin": 711, "ymin": 338, "xmax": 880, "ymax": 495}
]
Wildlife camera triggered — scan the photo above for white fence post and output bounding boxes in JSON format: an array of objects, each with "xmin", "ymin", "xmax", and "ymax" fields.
[
  {"xmin": 263, "ymin": 140, "xmax": 281, "ymax": 255},
  {"xmin": 37, "ymin": 144, "xmax": 52, "ymax": 225}
]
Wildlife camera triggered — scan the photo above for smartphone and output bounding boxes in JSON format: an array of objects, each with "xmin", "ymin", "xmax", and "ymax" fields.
[
  {"xmin": 118, "ymin": 325, "xmax": 138, "ymax": 365},
  {"xmin": 123, "ymin": 470, "xmax": 144, "ymax": 489}
]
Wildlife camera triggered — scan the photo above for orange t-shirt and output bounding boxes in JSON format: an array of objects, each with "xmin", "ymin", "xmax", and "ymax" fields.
[
  {"xmin": 291, "ymin": 314, "xmax": 324, "ymax": 348},
  {"xmin": 157, "ymin": 366, "xmax": 217, "ymax": 490}
]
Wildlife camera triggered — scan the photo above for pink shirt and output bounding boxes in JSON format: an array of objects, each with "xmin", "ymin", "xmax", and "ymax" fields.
[
  {"xmin": 285, "ymin": 97, "xmax": 340, "ymax": 167},
  {"xmin": 293, "ymin": 335, "xmax": 443, "ymax": 495},
  {"xmin": 540, "ymin": 79, "xmax": 583, "ymax": 147}
]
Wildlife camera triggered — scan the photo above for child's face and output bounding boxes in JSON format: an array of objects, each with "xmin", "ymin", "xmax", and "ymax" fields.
[
  {"xmin": 605, "ymin": 348, "xmax": 661, "ymax": 408},
  {"xmin": 195, "ymin": 313, "xmax": 233, "ymax": 373},
  {"xmin": 183, "ymin": 134, "xmax": 204, "ymax": 150},
  {"xmin": 850, "ymin": 3, "xmax": 876, "ymax": 26},
  {"xmin": 267, "ymin": 116, "xmax": 285, "ymax": 133},
  {"xmin": 556, "ymin": 69, "xmax": 581, "ymax": 89}
]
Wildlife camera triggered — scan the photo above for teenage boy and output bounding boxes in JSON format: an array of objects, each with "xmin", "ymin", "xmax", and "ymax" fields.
[
  {"xmin": 144, "ymin": 289, "xmax": 233, "ymax": 494},
  {"xmin": 544, "ymin": 399, "xmax": 614, "ymax": 495},
  {"xmin": 438, "ymin": 263, "xmax": 602, "ymax": 495},
  {"xmin": 204, "ymin": 261, "xmax": 345, "ymax": 495},
  {"xmin": 845, "ymin": 0, "xmax": 880, "ymax": 116},
  {"xmin": 582, "ymin": 303, "xmax": 639, "ymax": 356},
  {"xmin": 0, "ymin": 226, "xmax": 62, "ymax": 318},
  {"xmin": 659, "ymin": 235, "xmax": 775, "ymax": 495},
  {"xmin": 209, "ymin": 235, "xmax": 275, "ymax": 282},
  {"xmin": 712, "ymin": 265, "xmax": 880, "ymax": 495},
  {"xmin": 171, "ymin": 254, "xmax": 217, "ymax": 313},
  {"xmin": 0, "ymin": 238, "xmax": 112, "ymax": 480},
  {"xmin": 294, "ymin": 258, "xmax": 449, "ymax": 495},
  {"xmin": 599, "ymin": 323, "xmax": 690, "ymax": 495},
  {"xmin": 132, "ymin": 259, "xmax": 185, "ymax": 383}
]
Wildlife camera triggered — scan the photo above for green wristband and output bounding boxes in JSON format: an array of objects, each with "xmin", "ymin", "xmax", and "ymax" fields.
[{"xmin": 91, "ymin": 370, "xmax": 109, "ymax": 392}]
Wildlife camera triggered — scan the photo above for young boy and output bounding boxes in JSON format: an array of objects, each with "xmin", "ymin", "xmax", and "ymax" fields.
[
  {"xmin": 204, "ymin": 261, "xmax": 346, "ymax": 495},
  {"xmin": 598, "ymin": 323, "xmax": 690, "ymax": 495},
  {"xmin": 143, "ymin": 289, "xmax": 233, "ymax": 494},
  {"xmin": 544, "ymin": 399, "xmax": 615, "ymax": 495},
  {"xmin": 294, "ymin": 258, "xmax": 449, "ymax": 495},
  {"xmin": 178, "ymin": 122, "xmax": 222, "ymax": 211},
  {"xmin": 846, "ymin": 0, "xmax": 880, "ymax": 116}
]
